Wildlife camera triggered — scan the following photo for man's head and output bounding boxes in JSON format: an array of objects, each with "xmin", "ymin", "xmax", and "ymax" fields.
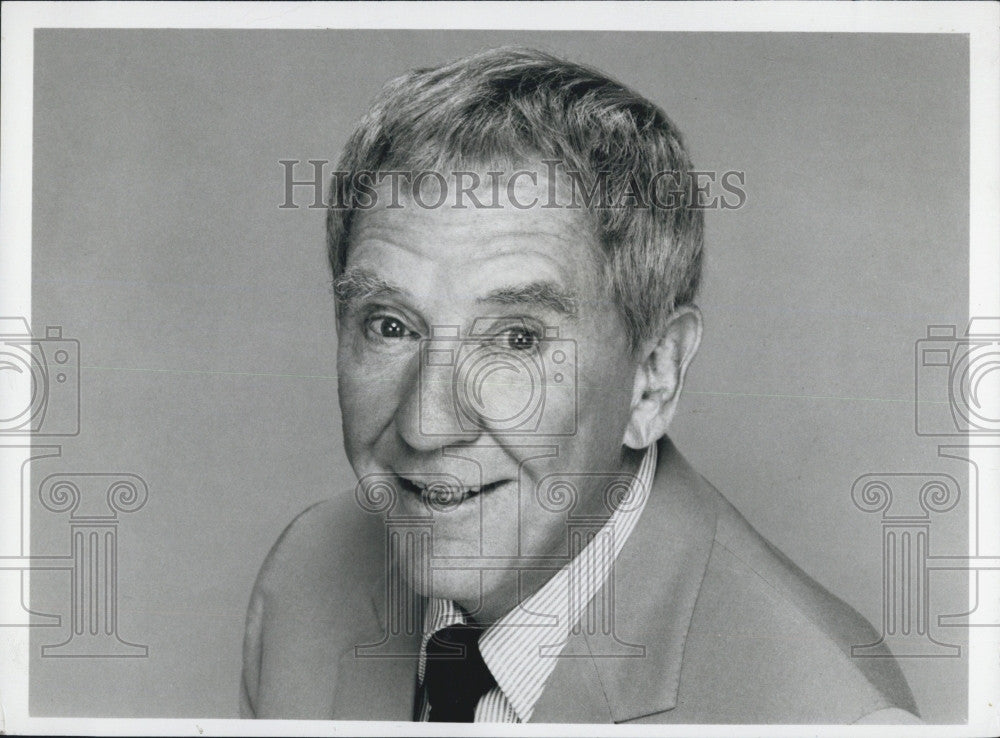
[{"xmin": 331, "ymin": 48, "xmax": 703, "ymax": 620}]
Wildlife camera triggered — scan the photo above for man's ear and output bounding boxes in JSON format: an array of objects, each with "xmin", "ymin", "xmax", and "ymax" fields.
[{"xmin": 622, "ymin": 306, "xmax": 703, "ymax": 450}]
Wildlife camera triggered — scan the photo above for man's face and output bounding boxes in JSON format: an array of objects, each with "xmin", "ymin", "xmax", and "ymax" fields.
[{"xmin": 336, "ymin": 169, "xmax": 640, "ymax": 618}]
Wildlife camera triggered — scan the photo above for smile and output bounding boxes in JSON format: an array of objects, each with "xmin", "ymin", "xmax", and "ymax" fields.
[{"xmin": 397, "ymin": 476, "xmax": 508, "ymax": 508}]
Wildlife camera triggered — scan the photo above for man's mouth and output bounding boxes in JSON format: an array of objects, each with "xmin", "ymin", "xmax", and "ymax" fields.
[{"xmin": 397, "ymin": 476, "xmax": 507, "ymax": 509}]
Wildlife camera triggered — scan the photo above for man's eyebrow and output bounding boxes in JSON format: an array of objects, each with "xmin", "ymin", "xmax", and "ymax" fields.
[
  {"xmin": 334, "ymin": 269, "xmax": 578, "ymax": 317},
  {"xmin": 478, "ymin": 281, "xmax": 579, "ymax": 318},
  {"xmin": 332, "ymin": 268, "xmax": 405, "ymax": 307}
]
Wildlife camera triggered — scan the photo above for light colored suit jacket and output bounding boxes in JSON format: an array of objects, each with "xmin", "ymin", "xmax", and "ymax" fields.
[{"xmin": 240, "ymin": 438, "xmax": 920, "ymax": 723}]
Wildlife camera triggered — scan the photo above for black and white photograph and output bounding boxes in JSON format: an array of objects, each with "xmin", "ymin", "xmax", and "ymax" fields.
[{"xmin": 1, "ymin": 2, "xmax": 997, "ymax": 735}]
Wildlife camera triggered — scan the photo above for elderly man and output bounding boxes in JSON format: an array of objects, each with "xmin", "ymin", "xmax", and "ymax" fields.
[{"xmin": 240, "ymin": 47, "xmax": 918, "ymax": 724}]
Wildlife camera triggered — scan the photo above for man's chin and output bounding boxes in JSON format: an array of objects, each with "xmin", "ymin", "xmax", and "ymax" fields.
[
  {"xmin": 389, "ymin": 535, "xmax": 520, "ymax": 617},
  {"xmin": 402, "ymin": 566, "xmax": 487, "ymax": 607}
]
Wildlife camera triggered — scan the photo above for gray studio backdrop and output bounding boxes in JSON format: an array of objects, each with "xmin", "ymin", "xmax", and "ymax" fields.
[{"xmin": 27, "ymin": 30, "xmax": 968, "ymax": 720}]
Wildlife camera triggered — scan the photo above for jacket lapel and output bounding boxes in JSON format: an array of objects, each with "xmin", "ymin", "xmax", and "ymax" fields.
[
  {"xmin": 531, "ymin": 437, "xmax": 718, "ymax": 723},
  {"xmin": 529, "ymin": 628, "xmax": 615, "ymax": 722}
]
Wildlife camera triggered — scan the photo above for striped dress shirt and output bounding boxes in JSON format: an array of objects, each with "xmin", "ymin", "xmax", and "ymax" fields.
[{"xmin": 416, "ymin": 444, "xmax": 657, "ymax": 722}]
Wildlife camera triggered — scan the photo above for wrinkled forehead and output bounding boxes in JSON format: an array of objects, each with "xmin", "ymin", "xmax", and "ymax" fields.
[
  {"xmin": 344, "ymin": 159, "xmax": 602, "ymax": 242},
  {"xmin": 352, "ymin": 168, "xmax": 594, "ymax": 249},
  {"xmin": 347, "ymin": 169, "xmax": 598, "ymax": 265},
  {"xmin": 339, "ymin": 164, "xmax": 611, "ymax": 311}
]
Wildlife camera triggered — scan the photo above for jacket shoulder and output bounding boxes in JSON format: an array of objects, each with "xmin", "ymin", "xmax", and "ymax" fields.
[
  {"xmin": 241, "ymin": 492, "xmax": 384, "ymax": 718},
  {"xmin": 676, "ymin": 486, "xmax": 919, "ymax": 722},
  {"xmin": 254, "ymin": 493, "xmax": 383, "ymax": 607}
]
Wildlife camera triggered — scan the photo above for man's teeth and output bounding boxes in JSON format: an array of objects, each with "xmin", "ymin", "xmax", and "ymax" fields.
[{"xmin": 408, "ymin": 479, "xmax": 482, "ymax": 496}]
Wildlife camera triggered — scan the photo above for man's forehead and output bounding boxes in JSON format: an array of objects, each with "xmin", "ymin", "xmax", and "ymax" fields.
[
  {"xmin": 343, "ymin": 227, "xmax": 580, "ymax": 298},
  {"xmin": 351, "ymin": 169, "xmax": 596, "ymax": 246}
]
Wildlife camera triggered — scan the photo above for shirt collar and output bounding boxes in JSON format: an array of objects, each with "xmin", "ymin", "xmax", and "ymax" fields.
[
  {"xmin": 417, "ymin": 598, "xmax": 465, "ymax": 684},
  {"xmin": 418, "ymin": 444, "xmax": 657, "ymax": 722}
]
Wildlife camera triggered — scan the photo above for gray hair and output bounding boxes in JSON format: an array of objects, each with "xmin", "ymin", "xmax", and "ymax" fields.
[{"xmin": 327, "ymin": 46, "xmax": 703, "ymax": 351}]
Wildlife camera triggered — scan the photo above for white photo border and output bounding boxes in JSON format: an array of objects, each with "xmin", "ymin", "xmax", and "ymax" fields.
[{"xmin": 1, "ymin": 2, "xmax": 997, "ymax": 736}]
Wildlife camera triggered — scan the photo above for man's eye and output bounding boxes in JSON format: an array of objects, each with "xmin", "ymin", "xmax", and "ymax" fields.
[
  {"xmin": 379, "ymin": 318, "xmax": 407, "ymax": 338},
  {"xmin": 367, "ymin": 316, "xmax": 413, "ymax": 340},
  {"xmin": 499, "ymin": 326, "xmax": 540, "ymax": 352}
]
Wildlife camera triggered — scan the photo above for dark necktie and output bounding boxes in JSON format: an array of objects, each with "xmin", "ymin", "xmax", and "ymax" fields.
[{"xmin": 423, "ymin": 623, "xmax": 497, "ymax": 722}]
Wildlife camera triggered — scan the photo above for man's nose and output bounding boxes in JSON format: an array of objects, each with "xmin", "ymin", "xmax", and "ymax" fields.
[{"xmin": 394, "ymin": 343, "xmax": 479, "ymax": 450}]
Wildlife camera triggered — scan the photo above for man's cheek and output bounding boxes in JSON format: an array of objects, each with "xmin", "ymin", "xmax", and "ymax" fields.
[
  {"xmin": 341, "ymin": 373, "xmax": 389, "ymax": 433},
  {"xmin": 339, "ymin": 356, "xmax": 408, "ymax": 436},
  {"xmin": 575, "ymin": 353, "xmax": 634, "ymax": 423}
]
